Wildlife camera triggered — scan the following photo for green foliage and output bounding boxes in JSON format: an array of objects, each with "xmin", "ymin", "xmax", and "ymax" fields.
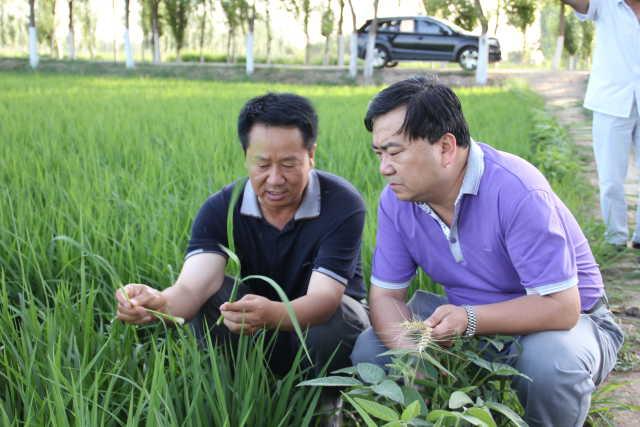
[
  {"xmin": 321, "ymin": 2, "xmax": 334, "ymax": 38},
  {"xmin": 300, "ymin": 337, "xmax": 528, "ymax": 426},
  {"xmin": 163, "ymin": 0, "xmax": 192, "ymax": 52},
  {"xmin": 505, "ymin": 0, "xmax": 536, "ymax": 33},
  {"xmin": 563, "ymin": 13, "xmax": 582, "ymax": 56},
  {"xmin": 423, "ymin": 0, "xmax": 479, "ymax": 31}
]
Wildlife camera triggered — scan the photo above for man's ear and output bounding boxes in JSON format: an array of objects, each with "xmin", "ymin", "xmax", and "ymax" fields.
[
  {"xmin": 439, "ymin": 133, "xmax": 458, "ymax": 168},
  {"xmin": 308, "ymin": 144, "xmax": 317, "ymax": 168}
]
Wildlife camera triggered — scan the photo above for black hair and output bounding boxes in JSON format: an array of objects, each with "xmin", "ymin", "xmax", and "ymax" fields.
[
  {"xmin": 363, "ymin": 76, "xmax": 470, "ymax": 148},
  {"xmin": 237, "ymin": 92, "xmax": 318, "ymax": 152}
]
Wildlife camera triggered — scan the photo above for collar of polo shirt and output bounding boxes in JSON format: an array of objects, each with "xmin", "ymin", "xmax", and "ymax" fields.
[{"xmin": 240, "ymin": 169, "xmax": 321, "ymax": 220}]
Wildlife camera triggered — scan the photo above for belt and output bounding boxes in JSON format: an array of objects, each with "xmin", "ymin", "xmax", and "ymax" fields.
[{"xmin": 583, "ymin": 295, "xmax": 608, "ymax": 314}]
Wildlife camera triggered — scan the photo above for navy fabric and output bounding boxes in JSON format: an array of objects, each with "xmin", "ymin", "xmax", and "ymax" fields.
[{"xmin": 187, "ymin": 170, "xmax": 366, "ymax": 300}]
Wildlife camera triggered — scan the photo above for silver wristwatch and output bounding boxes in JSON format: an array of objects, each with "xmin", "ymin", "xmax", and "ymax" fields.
[{"xmin": 462, "ymin": 305, "xmax": 477, "ymax": 338}]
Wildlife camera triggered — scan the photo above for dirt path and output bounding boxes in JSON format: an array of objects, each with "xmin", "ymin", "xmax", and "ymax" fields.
[{"xmin": 522, "ymin": 70, "xmax": 640, "ymax": 426}]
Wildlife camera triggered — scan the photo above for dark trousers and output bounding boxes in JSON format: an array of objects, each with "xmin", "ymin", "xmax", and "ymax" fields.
[{"xmin": 190, "ymin": 276, "xmax": 370, "ymax": 376}]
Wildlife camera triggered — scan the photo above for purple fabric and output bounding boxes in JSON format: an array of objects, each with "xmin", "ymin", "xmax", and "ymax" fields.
[{"xmin": 371, "ymin": 143, "xmax": 604, "ymax": 311}]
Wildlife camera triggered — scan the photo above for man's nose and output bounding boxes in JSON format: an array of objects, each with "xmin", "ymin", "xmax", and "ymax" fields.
[
  {"xmin": 266, "ymin": 166, "xmax": 285, "ymax": 185},
  {"xmin": 379, "ymin": 155, "xmax": 395, "ymax": 176}
]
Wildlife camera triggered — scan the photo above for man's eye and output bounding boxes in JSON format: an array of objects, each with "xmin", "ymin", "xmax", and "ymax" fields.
[
  {"xmin": 373, "ymin": 151, "xmax": 382, "ymax": 158},
  {"xmin": 282, "ymin": 163, "xmax": 296, "ymax": 168}
]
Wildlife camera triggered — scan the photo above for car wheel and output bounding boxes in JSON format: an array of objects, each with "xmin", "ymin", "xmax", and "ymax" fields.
[
  {"xmin": 372, "ymin": 45, "xmax": 389, "ymax": 69},
  {"xmin": 458, "ymin": 47, "xmax": 478, "ymax": 71},
  {"xmin": 385, "ymin": 61, "xmax": 399, "ymax": 68}
]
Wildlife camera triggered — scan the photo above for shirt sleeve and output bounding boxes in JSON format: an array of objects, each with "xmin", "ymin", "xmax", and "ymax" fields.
[
  {"xmin": 575, "ymin": 0, "xmax": 601, "ymax": 21},
  {"xmin": 505, "ymin": 189, "xmax": 578, "ymax": 296},
  {"xmin": 370, "ymin": 187, "xmax": 417, "ymax": 289},
  {"xmin": 185, "ymin": 189, "xmax": 230, "ymax": 260},
  {"xmin": 312, "ymin": 210, "xmax": 365, "ymax": 286}
]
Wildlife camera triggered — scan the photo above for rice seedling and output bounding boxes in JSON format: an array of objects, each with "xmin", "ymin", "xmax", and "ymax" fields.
[{"xmin": 0, "ymin": 71, "xmax": 597, "ymax": 425}]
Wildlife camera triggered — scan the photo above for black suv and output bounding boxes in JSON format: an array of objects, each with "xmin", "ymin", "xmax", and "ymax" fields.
[{"xmin": 357, "ymin": 16, "xmax": 501, "ymax": 70}]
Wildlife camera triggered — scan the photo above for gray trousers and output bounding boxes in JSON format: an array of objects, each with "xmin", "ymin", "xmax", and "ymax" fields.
[
  {"xmin": 190, "ymin": 276, "xmax": 370, "ymax": 376},
  {"xmin": 350, "ymin": 291, "xmax": 624, "ymax": 427}
]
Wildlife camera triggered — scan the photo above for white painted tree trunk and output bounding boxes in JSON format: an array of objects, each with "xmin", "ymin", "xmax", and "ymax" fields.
[
  {"xmin": 67, "ymin": 30, "xmax": 75, "ymax": 59},
  {"xmin": 123, "ymin": 29, "xmax": 134, "ymax": 69},
  {"xmin": 363, "ymin": 31, "xmax": 376, "ymax": 82},
  {"xmin": 476, "ymin": 33, "xmax": 488, "ymax": 85},
  {"xmin": 337, "ymin": 35, "xmax": 345, "ymax": 67},
  {"xmin": 551, "ymin": 36, "xmax": 564, "ymax": 70},
  {"xmin": 152, "ymin": 30, "xmax": 161, "ymax": 64},
  {"xmin": 569, "ymin": 55, "xmax": 576, "ymax": 70},
  {"xmin": 29, "ymin": 26, "xmax": 39, "ymax": 69},
  {"xmin": 349, "ymin": 32, "xmax": 357, "ymax": 78},
  {"xmin": 246, "ymin": 31, "xmax": 254, "ymax": 75}
]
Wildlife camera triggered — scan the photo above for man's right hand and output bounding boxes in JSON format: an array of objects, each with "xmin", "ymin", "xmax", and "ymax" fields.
[{"xmin": 115, "ymin": 284, "xmax": 168, "ymax": 324}]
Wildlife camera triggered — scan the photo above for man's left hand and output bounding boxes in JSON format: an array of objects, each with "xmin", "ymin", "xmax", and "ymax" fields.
[
  {"xmin": 220, "ymin": 294, "xmax": 277, "ymax": 335},
  {"xmin": 424, "ymin": 304, "xmax": 469, "ymax": 347}
]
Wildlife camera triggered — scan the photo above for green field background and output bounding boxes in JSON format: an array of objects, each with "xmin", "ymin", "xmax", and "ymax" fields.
[{"xmin": 0, "ymin": 73, "xmax": 594, "ymax": 425}]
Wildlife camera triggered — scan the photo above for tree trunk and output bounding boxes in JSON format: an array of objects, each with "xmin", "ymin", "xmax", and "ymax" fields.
[
  {"xmin": 67, "ymin": 1, "xmax": 75, "ymax": 59},
  {"xmin": 347, "ymin": 0, "xmax": 357, "ymax": 78},
  {"xmin": 474, "ymin": 0, "xmax": 489, "ymax": 85},
  {"xmin": 337, "ymin": 0, "xmax": 345, "ymax": 67},
  {"xmin": 304, "ymin": 14, "xmax": 310, "ymax": 65},
  {"xmin": 152, "ymin": 1, "xmax": 161, "ymax": 64},
  {"xmin": 551, "ymin": 3, "xmax": 566, "ymax": 70},
  {"xmin": 226, "ymin": 28, "xmax": 234, "ymax": 63},
  {"xmin": 199, "ymin": 5, "xmax": 207, "ymax": 63},
  {"xmin": 363, "ymin": 0, "xmax": 379, "ymax": 84},
  {"xmin": 124, "ymin": 0, "xmax": 134, "ymax": 68},
  {"xmin": 265, "ymin": 7, "xmax": 272, "ymax": 65},
  {"xmin": 521, "ymin": 27, "xmax": 527, "ymax": 63},
  {"xmin": 493, "ymin": 0, "xmax": 501, "ymax": 34},
  {"xmin": 28, "ymin": 0, "xmax": 38, "ymax": 69},
  {"xmin": 246, "ymin": 9, "xmax": 255, "ymax": 75},
  {"xmin": 323, "ymin": 36, "xmax": 330, "ymax": 66},
  {"xmin": 112, "ymin": 0, "xmax": 118, "ymax": 62}
]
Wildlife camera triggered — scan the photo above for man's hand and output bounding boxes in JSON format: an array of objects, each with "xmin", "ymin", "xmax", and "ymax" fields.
[
  {"xmin": 115, "ymin": 284, "xmax": 168, "ymax": 324},
  {"xmin": 220, "ymin": 294, "xmax": 277, "ymax": 335},
  {"xmin": 424, "ymin": 304, "xmax": 468, "ymax": 347}
]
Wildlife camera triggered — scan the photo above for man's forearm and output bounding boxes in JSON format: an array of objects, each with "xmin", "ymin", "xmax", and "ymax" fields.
[
  {"xmin": 370, "ymin": 295, "xmax": 414, "ymax": 350},
  {"xmin": 562, "ymin": 0, "xmax": 589, "ymax": 14},
  {"xmin": 474, "ymin": 288, "xmax": 581, "ymax": 336},
  {"xmin": 270, "ymin": 294, "xmax": 339, "ymax": 331}
]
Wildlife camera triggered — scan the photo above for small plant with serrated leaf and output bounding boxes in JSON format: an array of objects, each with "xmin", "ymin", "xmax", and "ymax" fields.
[{"xmin": 300, "ymin": 328, "xmax": 530, "ymax": 426}]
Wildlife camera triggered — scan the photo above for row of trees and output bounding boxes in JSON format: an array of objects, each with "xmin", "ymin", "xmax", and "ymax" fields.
[{"xmin": 5, "ymin": 0, "xmax": 592, "ymax": 84}]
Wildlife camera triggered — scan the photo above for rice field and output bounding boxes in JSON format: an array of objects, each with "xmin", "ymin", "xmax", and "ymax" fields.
[{"xmin": 0, "ymin": 72, "xmax": 592, "ymax": 425}]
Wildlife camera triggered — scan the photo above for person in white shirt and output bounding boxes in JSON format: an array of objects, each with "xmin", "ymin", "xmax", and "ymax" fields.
[{"xmin": 563, "ymin": 0, "xmax": 640, "ymax": 247}]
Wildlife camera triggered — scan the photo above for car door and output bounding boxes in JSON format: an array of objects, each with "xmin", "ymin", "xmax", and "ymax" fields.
[
  {"xmin": 413, "ymin": 19, "xmax": 456, "ymax": 61},
  {"xmin": 386, "ymin": 19, "xmax": 420, "ymax": 59}
]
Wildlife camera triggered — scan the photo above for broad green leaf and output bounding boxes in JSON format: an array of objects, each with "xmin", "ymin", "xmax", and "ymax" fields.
[
  {"xmin": 356, "ymin": 362, "xmax": 386, "ymax": 384},
  {"xmin": 463, "ymin": 351, "xmax": 492, "ymax": 372},
  {"xmin": 243, "ymin": 275, "xmax": 311, "ymax": 363},
  {"xmin": 484, "ymin": 402, "xmax": 527, "ymax": 427},
  {"xmin": 409, "ymin": 420, "xmax": 433, "ymax": 427},
  {"xmin": 460, "ymin": 414, "xmax": 489, "ymax": 427},
  {"xmin": 341, "ymin": 393, "xmax": 377, "ymax": 427},
  {"xmin": 402, "ymin": 387, "xmax": 427, "ymax": 417},
  {"xmin": 331, "ymin": 366, "xmax": 357, "ymax": 375},
  {"xmin": 297, "ymin": 376, "xmax": 363, "ymax": 387},
  {"xmin": 372, "ymin": 379, "xmax": 405, "ymax": 405},
  {"xmin": 353, "ymin": 397, "xmax": 400, "ymax": 422},
  {"xmin": 427, "ymin": 409, "xmax": 460, "ymax": 423},
  {"xmin": 465, "ymin": 407, "xmax": 496, "ymax": 427},
  {"xmin": 381, "ymin": 422, "xmax": 403, "ymax": 427},
  {"xmin": 449, "ymin": 391, "xmax": 473, "ymax": 409},
  {"xmin": 401, "ymin": 400, "xmax": 421, "ymax": 422}
]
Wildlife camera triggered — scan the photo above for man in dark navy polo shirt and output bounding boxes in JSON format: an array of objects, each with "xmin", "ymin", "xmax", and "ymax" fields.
[{"xmin": 115, "ymin": 93, "xmax": 369, "ymax": 374}]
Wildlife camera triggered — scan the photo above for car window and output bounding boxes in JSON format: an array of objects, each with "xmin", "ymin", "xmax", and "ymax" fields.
[
  {"xmin": 378, "ymin": 20, "xmax": 400, "ymax": 31},
  {"xmin": 415, "ymin": 20, "xmax": 442, "ymax": 35},
  {"xmin": 399, "ymin": 19, "xmax": 414, "ymax": 33}
]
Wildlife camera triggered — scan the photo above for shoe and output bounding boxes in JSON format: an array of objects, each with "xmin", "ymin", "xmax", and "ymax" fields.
[{"xmin": 632, "ymin": 241, "xmax": 640, "ymax": 250}]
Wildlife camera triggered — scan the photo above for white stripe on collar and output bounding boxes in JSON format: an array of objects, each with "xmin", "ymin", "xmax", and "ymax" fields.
[{"xmin": 239, "ymin": 170, "xmax": 321, "ymax": 220}]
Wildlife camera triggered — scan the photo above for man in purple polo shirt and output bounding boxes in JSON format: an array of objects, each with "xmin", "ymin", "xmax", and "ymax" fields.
[{"xmin": 350, "ymin": 77, "xmax": 624, "ymax": 426}]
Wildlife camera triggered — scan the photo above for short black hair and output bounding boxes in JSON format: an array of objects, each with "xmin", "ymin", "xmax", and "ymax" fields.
[
  {"xmin": 237, "ymin": 92, "xmax": 318, "ymax": 152},
  {"xmin": 364, "ymin": 76, "xmax": 470, "ymax": 148}
]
